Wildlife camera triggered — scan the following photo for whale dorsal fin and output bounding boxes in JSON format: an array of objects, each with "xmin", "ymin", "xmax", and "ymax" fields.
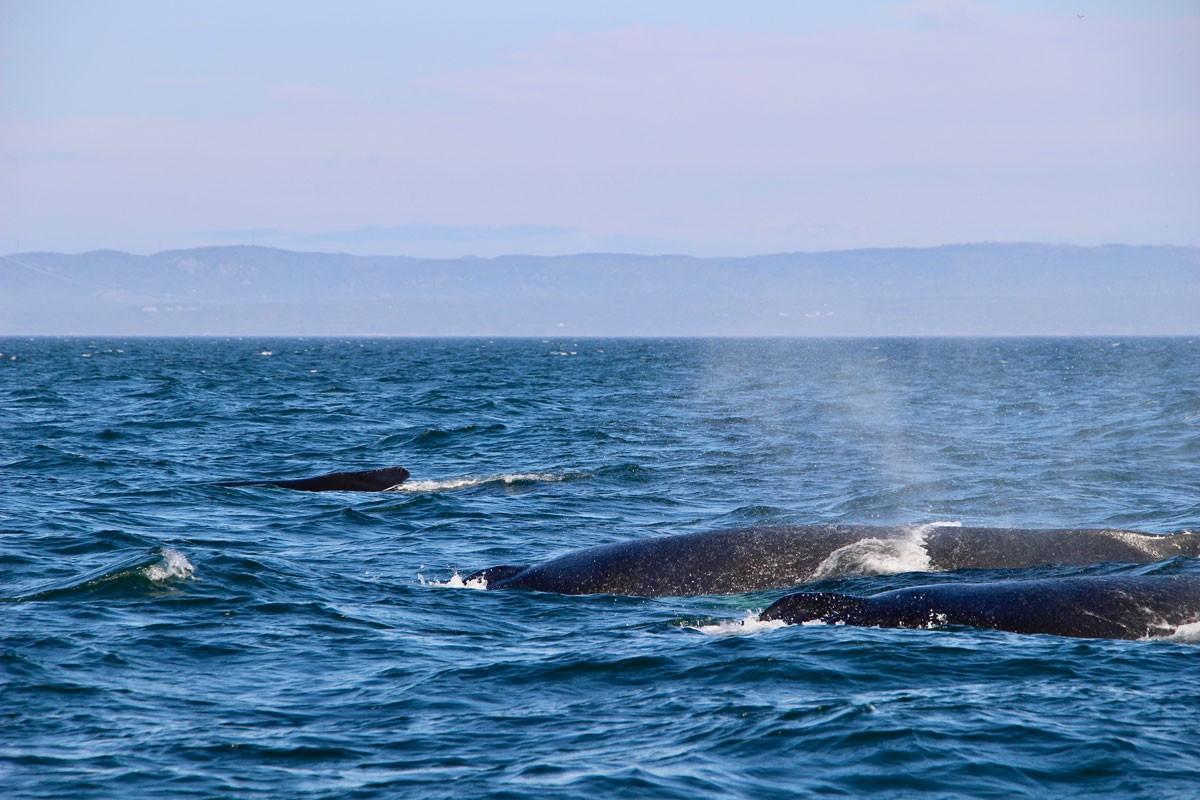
[{"xmin": 216, "ymin": 466, "xmax": 410, "ymax": 492}]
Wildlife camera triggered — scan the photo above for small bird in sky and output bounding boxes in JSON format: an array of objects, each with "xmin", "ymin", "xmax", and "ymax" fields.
[{"xmin": 1077, "ymin": 14, "xmax": 1085, "ymax": 20}]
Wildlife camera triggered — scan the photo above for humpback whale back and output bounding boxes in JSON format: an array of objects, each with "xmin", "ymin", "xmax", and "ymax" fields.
[
  {"xmin": 924, "ymin": 526, "xmax": 1200, "ymax": 571},
  {"xmin": 469, "ymin": 525, "xmax": 874, "ymax": 596},
  {"xmin": 760, "ymin": 575, "xmax": 1200, "ymax": 640},
  {"xmin": 468, "ymin": 525, "xmax": 1200, "ymax": 597}
]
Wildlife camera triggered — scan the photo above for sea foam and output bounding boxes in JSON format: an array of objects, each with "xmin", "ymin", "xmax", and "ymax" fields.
[
  {"xmin": 418, "ymin": 571, "xmax": 488, "ymax": 590},
  {"xmin": 690, "ymin": 612, "xmax": 788, "ymax": 636},
  {"xmin": 809, "ymin": 521, "xmax": 961, "ymax": 580},
  {"xmin": 144, "ymin": 548, "xmax": 195, "ymax": 582},
  {"xmin": 1149, "ymin": 620, "xmax": 1200, "ymax": 644},
  {"xmin": 391, "ymin": 472, "xmax": 584, "ymax": 493}
]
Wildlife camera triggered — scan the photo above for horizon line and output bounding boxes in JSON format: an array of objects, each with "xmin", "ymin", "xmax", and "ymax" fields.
[{"xmin": 5, "ymin": 240, "xmax": 1198, "ymax": 261}]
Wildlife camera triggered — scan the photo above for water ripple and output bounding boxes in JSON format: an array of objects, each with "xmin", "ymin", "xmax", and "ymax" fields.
[{"xmin": 2, "ymin": 337, "xmax": 1199, "ymax": 799}]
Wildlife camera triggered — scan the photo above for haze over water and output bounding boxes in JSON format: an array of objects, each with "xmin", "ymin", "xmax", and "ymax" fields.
[{"xmin": 3, "ymin": 336, "xmax": 1199, "ymax": 798}]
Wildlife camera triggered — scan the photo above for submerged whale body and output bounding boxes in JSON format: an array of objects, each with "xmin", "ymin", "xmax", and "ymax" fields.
[
  {"xmin": 467, "ymin": 524, "xmax": 1200, "ymax": 597},
  {"xmin": 215, "ymin": 466, "xmax": 410, "ymax": 492},
  {"xmin": 759, "ymin": 575, "xmax": 1200, "ymax": 640}
]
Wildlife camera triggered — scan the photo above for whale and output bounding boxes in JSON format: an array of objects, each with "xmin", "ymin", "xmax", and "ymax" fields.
[
  {"xmin": 466, "ymin": 524, "xmax": 1200, "ymax": 597},
  {"xmin": 758, "ymin": 575, "xmax": 1200, "ymax": 640},
  {"xmin": 214, "ymin": 466, "xmax": 410, "ymax": 492}
]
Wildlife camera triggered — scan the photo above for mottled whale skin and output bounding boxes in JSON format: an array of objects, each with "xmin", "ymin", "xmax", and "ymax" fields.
[
  {"xmin": 759, "ymin": 575, "xmax": 1200, "ymax": 640},
  {"xmin": 467, "ymin": 525, "xmax": 1200, "ymax": 597},
  {"xmin": 215, "ymin": 466, "xmax": 410, "ymax": 492}
]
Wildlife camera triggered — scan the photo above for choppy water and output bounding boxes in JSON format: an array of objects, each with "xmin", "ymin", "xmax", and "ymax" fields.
[{"xmin": 2, "ymin": 337, "xmax": 1199, "ymax": 799}]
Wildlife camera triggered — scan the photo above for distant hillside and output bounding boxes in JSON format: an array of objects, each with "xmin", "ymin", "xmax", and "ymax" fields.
[{"xmin": 2, "ymin": 243, "xmax": 1197, "ymax": 335}]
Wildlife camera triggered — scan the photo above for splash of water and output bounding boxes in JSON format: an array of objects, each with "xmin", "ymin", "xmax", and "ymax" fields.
[
  {"xmin": 144, "ymin": 548, "xmax": 195, "ymax": 582},
  {"xmin": 689, "ymin": 612, "xmax": 788, "ymax": 636},
  {"xmin": 809, "ymin": 521, "xmax": 961, "ymax": 581},
  {"xmin": 1149, "ymin": 620, "xmax": 1200, "ymax": 643},
  {"xmin": 418, "ymin": 571, "xmax": 488, "ymax": 590}
]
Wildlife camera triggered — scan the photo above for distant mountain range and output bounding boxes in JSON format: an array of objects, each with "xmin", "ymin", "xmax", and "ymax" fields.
[{"xmin": 2, "ymin": 243, "xmax": 1197, "ymax": 335}]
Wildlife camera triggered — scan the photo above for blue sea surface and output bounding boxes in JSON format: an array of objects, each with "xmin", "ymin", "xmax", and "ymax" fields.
[{"xmin": 2, "ymin": 337, "xmax": 1199, "ymax": 799}]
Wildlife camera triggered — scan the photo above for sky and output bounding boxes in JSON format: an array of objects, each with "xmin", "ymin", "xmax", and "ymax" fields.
[{"xmin": 2, "ymin": 0, "xmax": 1198, "ymax": 257}]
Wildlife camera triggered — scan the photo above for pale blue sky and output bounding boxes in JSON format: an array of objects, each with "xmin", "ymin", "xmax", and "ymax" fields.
[{"xmin": 2, "ymin": 0, "xmax": 1197, "ymax": 256}]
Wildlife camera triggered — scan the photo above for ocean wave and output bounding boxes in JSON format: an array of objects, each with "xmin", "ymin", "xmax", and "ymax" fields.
[
  {"xmin": 12, "ymin": 548, "xmax": 195, "ymax": 602},
  {"xmin": 404, "ymin": 423, "xmax": 507, "ymax": 445}
]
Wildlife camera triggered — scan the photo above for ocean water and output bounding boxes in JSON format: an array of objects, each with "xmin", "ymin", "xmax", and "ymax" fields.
[{"xmin": 2, "ymin": 336, "xmax": 1198, "ymax": 799}]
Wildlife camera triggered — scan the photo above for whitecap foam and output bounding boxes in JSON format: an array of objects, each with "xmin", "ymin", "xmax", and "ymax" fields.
[
  {"xmin": 1149, "ymin": 620, "xmax": 1200, "ymax": 644},
  {"xmin": 143, "ymin": 548, "xmax": 195, "ymax": 582},
  {"xmin": 809, "ymin": 521, "xmax": 961, "ymax": 581},
  {"xmin": 690, "ymin": 611, "xmax": 787, "ymax": 636},
  {"xmin": 391, "ymin": 472, "xmax": 581, "ymax": 493},
  {"xmin": 418, "ymin": 571, "xmax": 488, "ymax": 590}
]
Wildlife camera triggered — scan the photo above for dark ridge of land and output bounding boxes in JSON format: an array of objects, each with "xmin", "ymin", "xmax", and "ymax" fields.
[{"xmin": 3, "ymin": 243, "xmax": 1197, "ymax": 335}]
